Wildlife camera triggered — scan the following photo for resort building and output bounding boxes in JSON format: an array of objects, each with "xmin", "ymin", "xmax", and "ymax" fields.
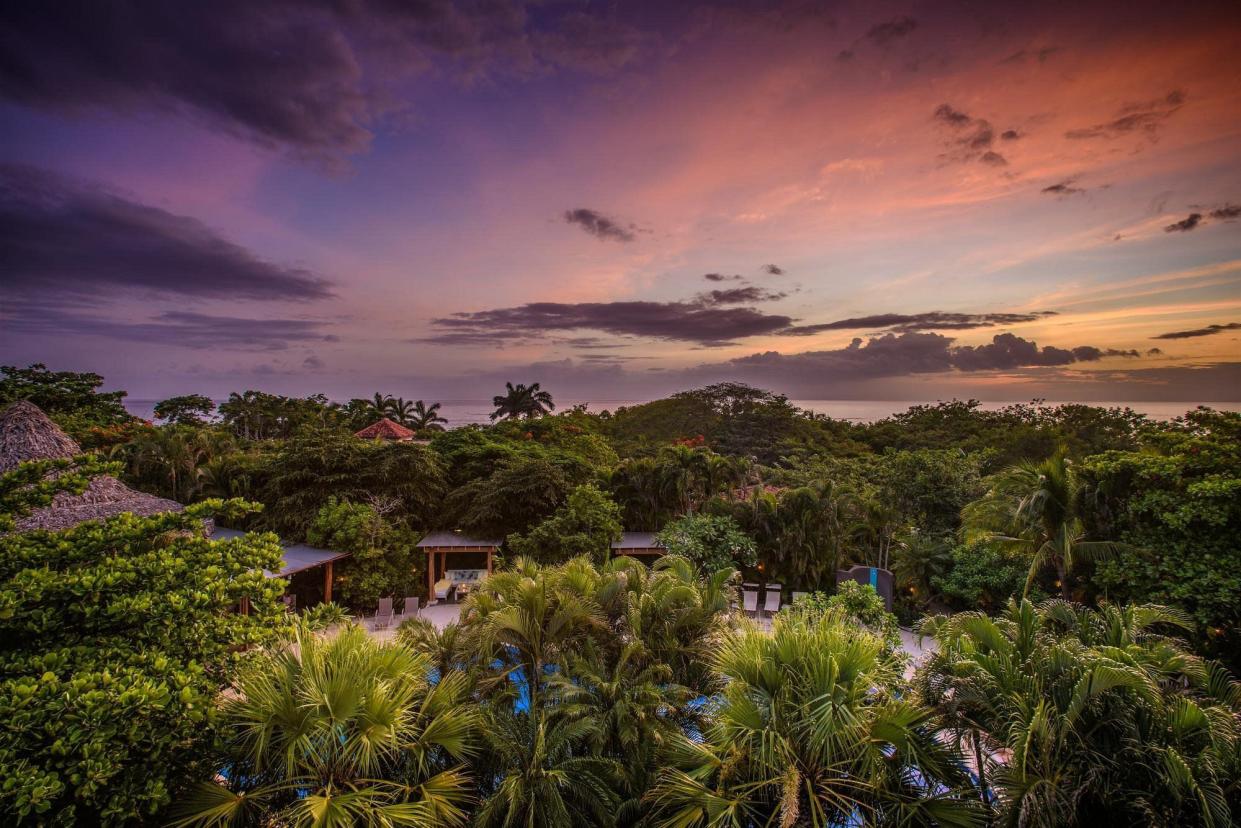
[
  {"xmin": 0, "ymin": 401, "xmax": 182, "ymax": 531},
  {"xmin": 210, "ymin": 526, "xmax": 350, "ymax": 606},
  {"xmin": 417, "ymin": 531, "xmax": 502, "ymax": 603},
  {"xmin": 354, "ymin": 418, "xmax": 416, "ymax": 441},
  {"xmin": 610, "ymin": 531, "xmax": 665, "ymax": 560}
]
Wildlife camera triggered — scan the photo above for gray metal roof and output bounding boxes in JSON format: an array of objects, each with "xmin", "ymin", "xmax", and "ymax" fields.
[
  {"xmin": 416, "ymin": 531, "xmax": 503, "ymax": 549},
  {"xmin": 210, "ymin": 527, "xmax": 350, "ymax": 578},
  {"xmin": 611, "ymin": 531, "xmax": 664, "ymax": 550}
]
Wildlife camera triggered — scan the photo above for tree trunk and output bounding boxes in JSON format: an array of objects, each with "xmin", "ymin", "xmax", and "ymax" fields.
[{"xmin": 1057, "ymin": 559, "xmax": 1070, "ymax": 600}]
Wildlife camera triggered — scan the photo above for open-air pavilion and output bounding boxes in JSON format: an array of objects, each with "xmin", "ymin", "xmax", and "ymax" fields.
[
  {"xmin": 417, "ymin": 531, "xmax": 501, "ymax": 602},
  {"xmin": 210, "ymin": 527, "xmax": 351, "ymax": 605},
  {"xmin": 610, "ymin": 531, "xmax": 665, "ymax": 560}
]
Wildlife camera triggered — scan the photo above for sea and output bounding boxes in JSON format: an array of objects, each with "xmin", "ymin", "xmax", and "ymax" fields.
[{"xmin": 121, "ymin": 399, "xmax": 1241, "ymax": 427}]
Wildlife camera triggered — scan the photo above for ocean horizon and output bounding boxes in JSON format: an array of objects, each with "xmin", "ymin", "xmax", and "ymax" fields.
[{"xmin": 122, "ymin": 398, "xmax": 1241, "ymax": 427}]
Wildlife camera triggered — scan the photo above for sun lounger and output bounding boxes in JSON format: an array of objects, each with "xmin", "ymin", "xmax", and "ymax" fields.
[
  {"xmin": 764, "ymin": 584, "xmax": 783, "ymax": 617},
  {"xmin": 372, "ymin": 596, "xmax": 394, "ymax": 630},
  {"xmin": 398, "ymin": 596, "xmax": 419, "ymax": 621},
  {"xmin": 742, "ymin": 583, "xmax": 759, "ymax": 616}
]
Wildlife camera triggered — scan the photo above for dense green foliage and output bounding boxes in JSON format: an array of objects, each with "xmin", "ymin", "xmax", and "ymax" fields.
[
  {"xmin": 656, "ymin": 513, "xmax": 757, "ymax": 574},
  {"xmin": 307, "ymin": 497, "xmax": 423, "ymax": 610},
  {"xmin": 173, "ymin": 625, "xmax": 478, "ymax": 828},
  {"xmin": 0, "ymin": 363, "xmax": 130, "ymax": 436},
  {"xmin": 153, "ymin": 394, "xmax": 216, "ymax": 425},
  {"xmin": 919, "ymin": 599, "xmax": 1241, "ymax": 826},
  {"xmin": 506, "ymin": 484, "xmax": 622, "ymax": 565},
  {"xmin": 5, "ymin": 366, "xmax": 1239, "ymax": 824},
  {"xmin": 0, "ymin": 465, "xmax": 287, "ymax": 825}
]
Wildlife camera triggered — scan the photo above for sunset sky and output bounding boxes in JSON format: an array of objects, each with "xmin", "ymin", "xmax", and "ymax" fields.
[{"xmin": 2, "ymin": 0, "xmax": 1239, "ymax": 402}]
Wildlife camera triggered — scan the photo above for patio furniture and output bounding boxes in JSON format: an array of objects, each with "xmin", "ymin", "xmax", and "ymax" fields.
[
  {"xmin": 398, "ymin": 596, "xmax": 420, "ymax": 622},
  {"xmin": 764, "ymin": 584, "xmax": 783, "ymax": 617},
  {"xmin": 282, "ymin": 594, "xmax": 296, "ymax": 612},
  {"xmin": 372, "ymin": 596, "xmax": 394, "ymax": 630},
  {"xmin": 433, "ymin": 577, "xmax": 452, "ymax": 603},
  {"xmin": 742, "ymin": 583, "xmax": 760, "ymax": 616}
]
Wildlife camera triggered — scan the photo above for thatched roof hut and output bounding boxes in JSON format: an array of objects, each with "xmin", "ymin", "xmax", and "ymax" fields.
[
  {"xmin": 0, "ymin": 400, "xmax": 183, "ymax": 532},
  {"xmin": 355, "ymin": 418, "xmax": 416, "ymax": 441}
]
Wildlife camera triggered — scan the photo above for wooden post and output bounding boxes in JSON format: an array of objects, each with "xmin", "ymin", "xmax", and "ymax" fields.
[
  {"xmin": 427, "ymin": 549, "xmax": 435, "ymax": 600},
  {"xmin": 487, "ymin": 547, "xmax": 493, "ymax": 574},
  {"xmin": 323, "ymin": 559, "xmax": 334, "ymax": 603},
  {"xmin": 240, "ymin": 596, "xmax": 250, "ymax": 616}
]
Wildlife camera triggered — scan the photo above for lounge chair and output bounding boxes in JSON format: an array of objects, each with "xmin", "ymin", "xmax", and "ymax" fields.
[
  {"xmin": 764, "ymin": 584, "xmax": 783, "ymax": 617},
  {"xmin": 372, "ymin": 596, "xmax": 394, "ymax": 630},
  {"xmin": 398, "ymin": 596, "xmax": 420, "ymax": 621},
  {"xmin": 742, "ymin": 583, "xmax": 759, "ymax": 616}
]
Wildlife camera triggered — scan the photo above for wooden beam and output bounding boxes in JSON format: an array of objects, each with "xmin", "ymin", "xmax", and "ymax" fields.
[
  {"xmin": 428, "ymin": 548, "xmax": 435, "ymax": 600},
  {"xmin": 323, "ymin": 559, "xmax": 334, "ymax": 603},
  {"xmin": 487, "ymin": 547, "xmax": 493, "ymax": 574}
]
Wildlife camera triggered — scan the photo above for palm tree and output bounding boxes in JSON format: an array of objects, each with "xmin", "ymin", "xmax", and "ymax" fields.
[
  {"xmin": 962, "ymin": 447, "xmax": 1116, "ymax": 599},
  {"xmin": 410, "ymin": 400, "xmax": 449, "ymax": 431},
  {"xmin": 917, "ymin": 599, "xmax": 1240, "ymax": 827},
  {"xmin": 891, "ymin": 530, "xmax": 952, "ymax": 603},
  {"xmin": 171, "ymin": 624, "xmax": 478, "ymax": 827},
  {"xmin": 388, "ymin": 396, "xmax": 416, "ymax": 426},
  {"xmin": 646, "ymin": 610, "xmax": 983, "ymax": 827},
  {"xmin": 490, "ymin": 382, "xmax": 555, "ymax": 421},
  {"xmin": 366, "ymin": 391, "xmax": 394, "ymax": 421},
  {"xmin": 475, "ymin": 710, "xmax": 621, "ymax": 828}
]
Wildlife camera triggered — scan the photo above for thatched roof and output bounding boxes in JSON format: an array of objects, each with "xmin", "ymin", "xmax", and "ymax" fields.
[
  {"xmin": 0, "ymin": 400, "xmax": 183, "ymax": 532},
  {"xmin": 355, "ymin": 418, "xmax": 416, "ymax": 441}
]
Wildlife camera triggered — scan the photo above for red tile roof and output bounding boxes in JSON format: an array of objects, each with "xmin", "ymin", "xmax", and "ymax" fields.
[{"xmin": 354, "ymin": 418, "xmax": 416, "ymax": 440}]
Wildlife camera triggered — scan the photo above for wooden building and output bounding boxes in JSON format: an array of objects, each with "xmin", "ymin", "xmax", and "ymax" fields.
[
  {"xmin": 417, "ymin": 531, "xmax": 502, "ymax": 601},
  {"xmin": 611, "ymin": 531, "xmax": 665, "ymax": 560}
]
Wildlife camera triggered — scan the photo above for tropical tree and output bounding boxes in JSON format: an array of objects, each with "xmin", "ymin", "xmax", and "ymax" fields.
[
  {"xmin": 507, "ymin": 484, "xmax": 623, "ymax": 565},
  {"xmin": 474, "ymin": 710, "xmax": 621, "ymax": 828},
  {"xmin": 962, "ymin": 448, "xmax": 1115, "ymax": 599},
  {"xmin": 153, "ymin": 394, "xmax": 216, "ymax": 425},
  {"xmin": 410, "ymin": 400, "xmax": 449, "ymax": 431},
  {"xmin": 0, "ymin": 484, "xmax": 287, "ymax": 826},
  {"xmin": 917, "ymin": 599, "xmax": 1241, "ymax": 826},
  {"xmin": 646, "ymin": 609, "xmax": 983, "ymax": 827},
  {"xmin": 656, "ymin": 513, "xmax": 756, "ymax": 575},
  {"xmin": 0, "ymin": 362, "xmax": 130, "ymax": 427},
  {"xmin": 172, "ymin": 624, "xmax": 478, "ymax": 827},
  {"xmin": 491, "ymin": 382, "xmax": 555, "ymax": 421},
  {"xmin": 367, "ymin": 392, "xmax": 395, "ymax": 421},
  {"xmin": 389, "ymin": 396, "xmax": 416, "ymax": 426}
]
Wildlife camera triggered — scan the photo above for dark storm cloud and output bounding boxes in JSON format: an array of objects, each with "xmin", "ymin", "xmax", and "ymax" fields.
[
  {"xmin": 720, "ymin": 331, "xmax": 1127, "ymax": 385},
  {"xmin": 563, "ymin": 208, "xmax": 636, "ymax": 242},
  {"xmin": 932, "ymin": 104, "xmax": 1014, "ymax": 166},
  {"xmin": 1164, "ymin": 213, "xmax": 1203, "ymax": 232},
  {"xmin": 1209, "ymin": 204, "xmax": 1240, "ymax": 219},
  {"xmin": 1000, "ymin": 47, "xmax": 1059, "ymax": 65},
  {"xmin": 703, "ymin": 273, "xmax": 743, "ymax": 282},
  {"xmin": 1152, "ymin": 322, "xmax": 1241, "ymax": 340},
  {"xmin": 1065, "ymin": 90, "xmax": 1185, "ymax": 140},
  {"xmin": 694, "ymin": 287, "xmax": 787, "ymax": 305},
  {"xmin": 0, "ymin": 1, "xmax": 648, "ymax": 160},
  {"xmin": 933, "ymin": 105, "xmax": 973, "ymax": 127},
  {"xmin": 5, "ymin": 305, "xmax": 337, "ymax": 350},
  {"xmin": 429, "ymin": 300, "xmax": 795, "ymax": 347},
  {"xmin": 0, "ymin": 165, "xmax": 333, "ymax": 301},
  {"xmin": 782, "ymin": 311, "xmax": 1056, "ymax": 336},
  {"xmin": 763, "ymin": 264, "xmax": 785, "ymax": 275},
  {"xmin": 1042, "ymin": 179, "xmax": 1084, "ymax": 196},
  {"xmin": 864, "ymin": 16, "xmax": 918, "ymax": 46}
]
